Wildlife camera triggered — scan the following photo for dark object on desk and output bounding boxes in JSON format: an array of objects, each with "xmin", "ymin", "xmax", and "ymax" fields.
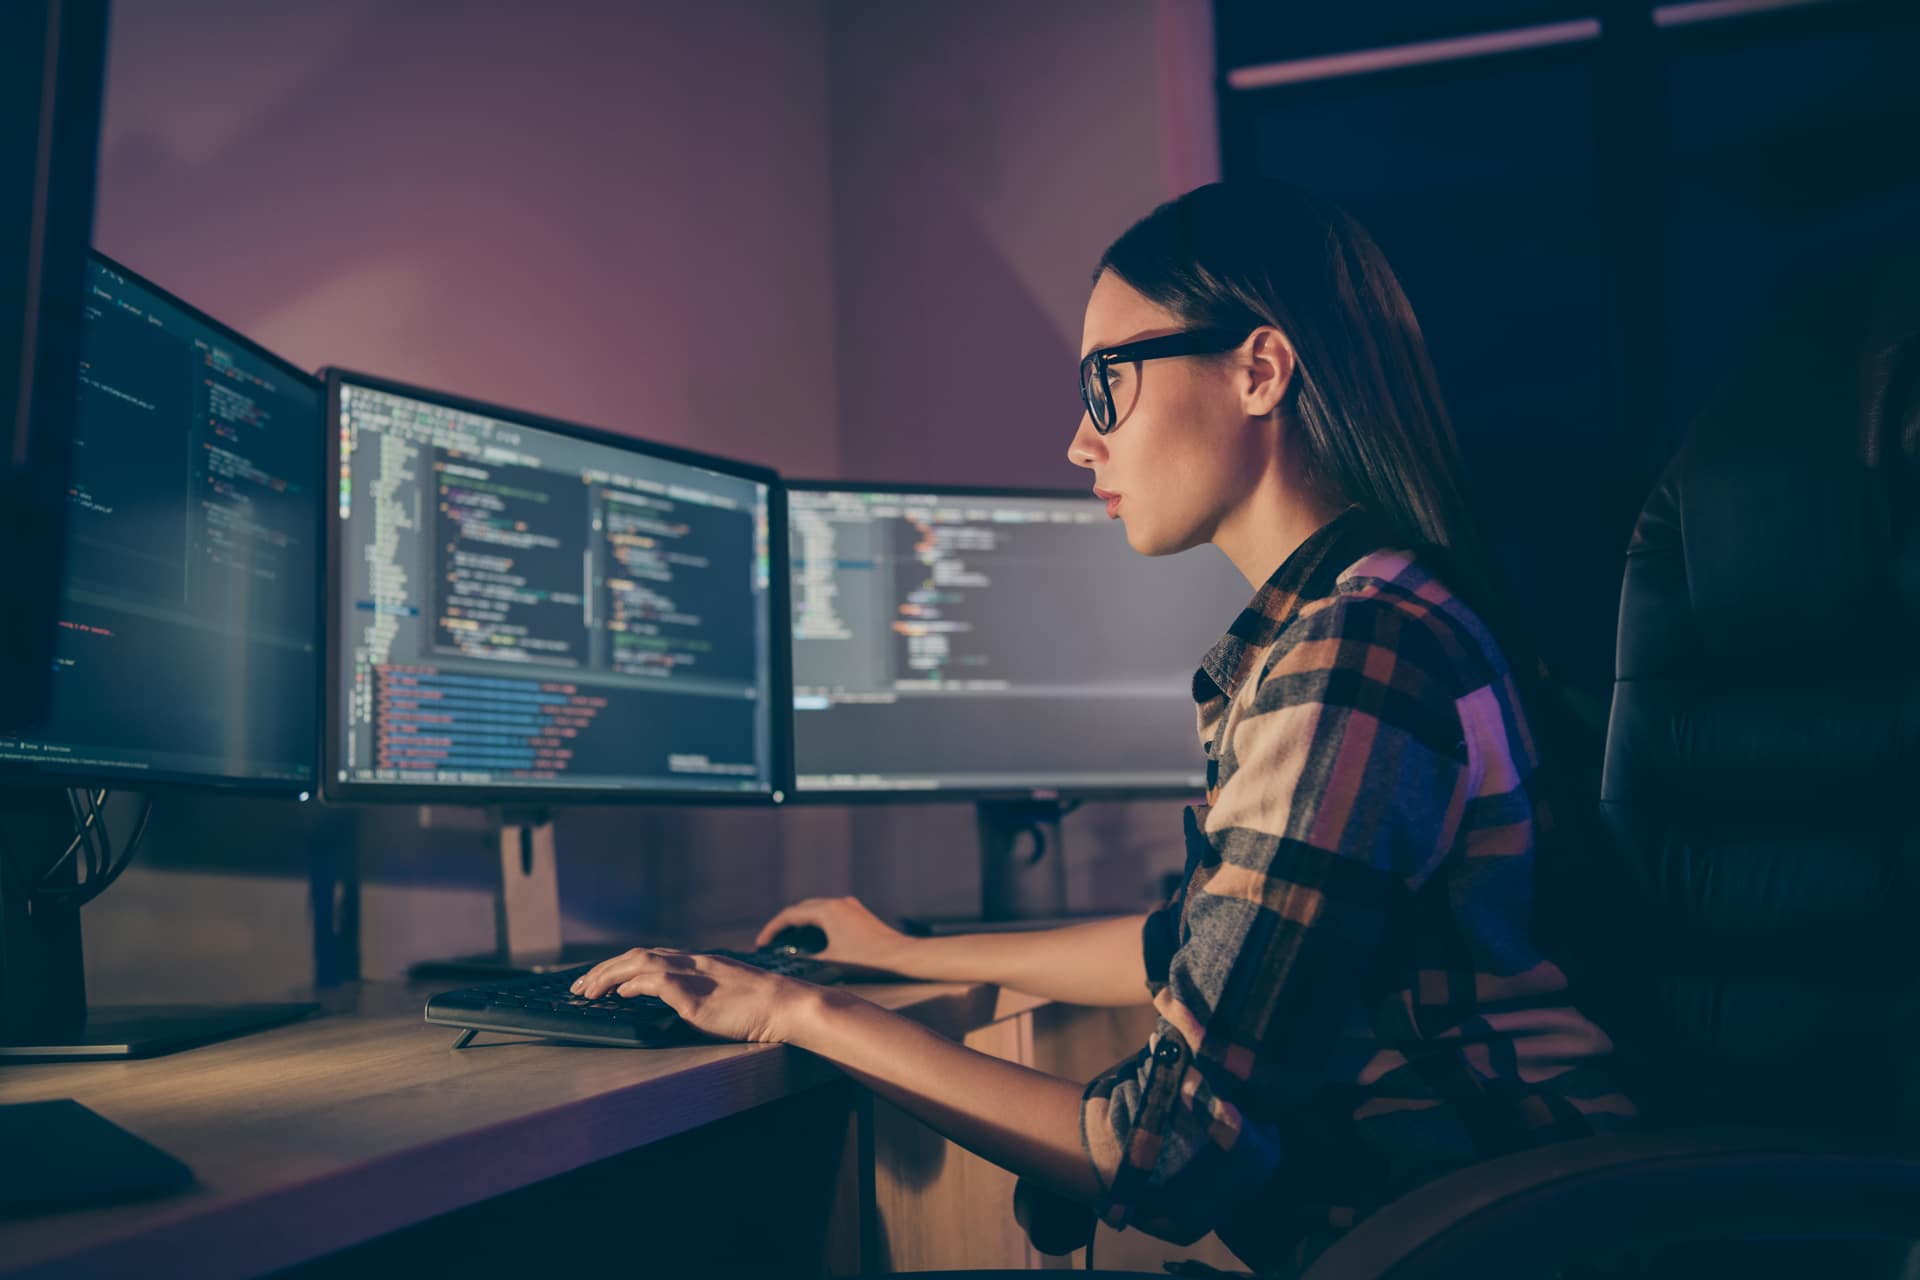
[
  {"xmin": 427, "ymin": 949, "xmax": 848, "ymax": 1049},
  {"xmin": 765, "ymin": 923, "xmax": 828, "ymax": 955},
  {"xmin": 0, "ymin": 1003, "xmax": 321, "ymax": 1063},
  {"xmin": 0, "ymin": 1099, "xmax": 192, "ymax": 1214}
]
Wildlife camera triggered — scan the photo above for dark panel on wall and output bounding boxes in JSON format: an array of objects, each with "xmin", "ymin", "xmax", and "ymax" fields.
[
  {"xmin": 1216, "ymin": 0, "xmax": 1920, "ymax": 694},
  {"xmin": 1228, "ymin": 43, "xmax": 1638, "ymax": 692},
  {"xmin": 1661, "ymin": 8, "xmax": 1920, "ymax": 435}
]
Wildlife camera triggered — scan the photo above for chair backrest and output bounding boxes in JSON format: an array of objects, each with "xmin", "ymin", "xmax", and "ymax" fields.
[{"xmin": 1597, "ymin": 261, "xmax": 1920, "ymax": 1135}]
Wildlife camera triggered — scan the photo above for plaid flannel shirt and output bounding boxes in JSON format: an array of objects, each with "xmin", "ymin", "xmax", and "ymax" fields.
[{"xmin": 1081, "ymin": 507, "xmax": 1635, "ymax": 1273}]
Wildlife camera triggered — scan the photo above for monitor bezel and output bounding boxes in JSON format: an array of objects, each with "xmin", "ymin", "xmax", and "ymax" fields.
[
  {"xmin": 781, "ymin": 478, "xmax": 1211, "ymax": 806},
  {"xmin": 0, "ymin": 249, "xmax": 325, "ymax": 798},
  {"xmin": 321, "ymin": 368, "xmax": 792, "ymax": 808}
]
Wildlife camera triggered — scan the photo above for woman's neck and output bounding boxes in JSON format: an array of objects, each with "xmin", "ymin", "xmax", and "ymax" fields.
[{"xmin": 1212, "ymin": 466, "xmax": 1351, "ymax": 590}]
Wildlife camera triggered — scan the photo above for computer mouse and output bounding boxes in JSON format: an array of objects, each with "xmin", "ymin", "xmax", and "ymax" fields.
[{"xmin": 765, "ymin": 924, "xmax": 828, "ymax": 955}]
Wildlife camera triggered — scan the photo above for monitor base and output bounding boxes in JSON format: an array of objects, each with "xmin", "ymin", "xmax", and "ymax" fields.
[
  {"xmin": 0, "ymin": 1002, "xmax": 319, "ymax": 1063},
  {"xmin": 978, "ymin": 798, "xmax": 1072, "ymax": 920},
  {"xmin": 408, "ymin": 941, "xmax": 657, "ymax": 980},
  {"xmin": 0, "ymin": 792, "xmax": 316, "ymax": 1062},
  {"xmin": 406, "ymin": 810, "xmax": 662, "ymax": 980}
]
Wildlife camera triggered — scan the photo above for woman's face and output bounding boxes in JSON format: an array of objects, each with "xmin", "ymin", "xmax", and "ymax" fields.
[{"xmin": 1068, "ymin": 271, "xmax": 1267, "ymax": 557}]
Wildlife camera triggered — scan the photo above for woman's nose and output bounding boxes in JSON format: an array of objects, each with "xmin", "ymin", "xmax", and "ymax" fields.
[{"xmin": 1067, "ymin": 414, "xmax": 1104, "ymax": 470}]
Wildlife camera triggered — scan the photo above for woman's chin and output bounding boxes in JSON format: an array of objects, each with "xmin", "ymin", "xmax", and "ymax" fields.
[
  {"xmin": 1126, "ymin": 517, "xmax": 1208, "ymax": 559},
  {"xmin": 1121, "ymin": 518, "xmax": 1170, "ymax": 557}
]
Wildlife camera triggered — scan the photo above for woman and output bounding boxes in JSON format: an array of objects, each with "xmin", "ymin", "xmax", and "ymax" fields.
[{"xmin": 573, "ymin": 181, "xmax": 1634, "ymax": 1274}]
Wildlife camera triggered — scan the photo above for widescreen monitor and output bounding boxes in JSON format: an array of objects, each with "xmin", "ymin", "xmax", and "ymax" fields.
[
  {"xmin": 0, "ymin": 0, "xmax": 108, "ymax": 732},
  {"xmin": 0, "ymin": 252, "xmax": 321, "ymax": 792},
  {"xmin": 324, "ymin": 371, "xmax": 785, "ymax": 804},
  {"xmin": 787, "ymin": 483, "xmax": 1252, "ymax": 800}
]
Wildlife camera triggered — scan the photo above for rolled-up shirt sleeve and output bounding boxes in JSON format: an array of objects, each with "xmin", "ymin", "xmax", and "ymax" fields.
[{"xmin": 1081, "ymin": 593, "xmax": 1470, "ymax": 1243}]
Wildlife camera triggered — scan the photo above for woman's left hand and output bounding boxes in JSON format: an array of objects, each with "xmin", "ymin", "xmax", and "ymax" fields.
[{"xmin": 571, "ymin": 948, "xmax": 810, "ymax": 1044}]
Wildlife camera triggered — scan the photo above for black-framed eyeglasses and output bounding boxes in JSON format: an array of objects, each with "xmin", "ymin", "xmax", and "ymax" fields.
[{"xmin": 1078, "ymin": 327, "xmax": 1252, "ymax": 434}]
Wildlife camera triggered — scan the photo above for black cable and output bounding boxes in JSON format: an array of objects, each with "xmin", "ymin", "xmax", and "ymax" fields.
[
  {"xmin": 48, "ymin": 790, "xmax": 99, "ymax": 898},
  {"xmin": 40, "ymin": 788, "xmax": 106, "ymax": 887},
  {"xmin": 36, "ymin": 793, "xmax": 153, "ymax": 907},
  {"xmin": 78, "ymin": 796, "xmax": 149, "ymax": 902},
  {"xmin": 81, "ymin": 791, "xmax": 102, "ymax": 880},
  {"xmin": 65, "ymin": 788, "xmax": 93, "ymax": 879},
  {"xmin": 1084, "ymin": 1231, "xmax": 1096, "ymax": 1271},
  {"xmin": 86, "ymin": 787, "xmax": 110, "ymax": 882},
  {"xmin": 62, "ymin": 796, "xmax": 149, "ymax": 905}
]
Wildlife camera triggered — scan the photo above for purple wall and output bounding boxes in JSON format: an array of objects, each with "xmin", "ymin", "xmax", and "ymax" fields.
[
  {"xmin": 825, "ymin": 0, "xmax": 1220, "ymax": 917},
  {"xmin": 95, "ymin": 0, "xmax": 840, "ymax": 476},
  {"xmin": 827, "ymin": 0, "xmax": 1210, "ymax": 489}
]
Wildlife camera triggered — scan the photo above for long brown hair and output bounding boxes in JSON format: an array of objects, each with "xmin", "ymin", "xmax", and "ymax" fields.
[
  {"xmin": 1097, "ymin": 180, "xmax": 1529, "ymax": 672},
  {"xmin": 1099, "ymin": 180, "xmax": 1616, "ymax": 974}
]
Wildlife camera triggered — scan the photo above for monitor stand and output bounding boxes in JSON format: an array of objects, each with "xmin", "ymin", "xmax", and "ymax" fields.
[
  {"xmin": 408, "ymin": 807, "xmax": 654, "ymax": 980},
  {"xmin": 0, "ymin": 788, "xmax": 317, "ymax": 1063},
  {"xmin": 899, "ymin": 798, "xmax": 1122, "ymax": 938}
]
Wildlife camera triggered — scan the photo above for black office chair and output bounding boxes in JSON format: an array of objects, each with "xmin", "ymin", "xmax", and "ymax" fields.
[{"xmin": 1293, "ymin": 265, "xmax": 1920, "ymax": 1279}]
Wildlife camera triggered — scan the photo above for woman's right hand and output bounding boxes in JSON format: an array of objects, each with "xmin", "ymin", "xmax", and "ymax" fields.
[{"xmin": 754, "ymin": 896, "xmax": 914, "ymax": 976}]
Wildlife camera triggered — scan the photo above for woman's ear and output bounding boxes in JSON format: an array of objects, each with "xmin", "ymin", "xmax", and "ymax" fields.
[{"xmin": 1242, "ymin": 326, "xmax": 1296, "ymax": 417}]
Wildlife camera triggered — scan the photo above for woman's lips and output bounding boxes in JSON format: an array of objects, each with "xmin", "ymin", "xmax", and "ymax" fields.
[{"xmin": 1093, "ymin": 487, "xmax": 1121, "ymax": 518}]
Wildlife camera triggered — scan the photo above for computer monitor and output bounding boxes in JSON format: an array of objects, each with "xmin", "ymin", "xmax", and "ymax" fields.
[
  {"xmin": 0, "ymin": 253, "xmax": 322, "ymax": 791},
  {"xmin": 788, "ymin": 482, "xmax": 1249, "ymax": 798},
  {"xmin": 785, "ymin": 482, "xmax": 1252, "ymax": 923},
  {"xmin": 323, "ymin": 371, "xmax": 787, "ymax": 972},
  {"xmin": 0, "ymin": 0, "xmax": 110, "ymax": 732},
  {"xmin": 0, "ymin": 250, "xmax": 324, "ymax": 1061},
  {"xmin": 324, "ymin": 371, "xmax": 786, "ymax": 805}
]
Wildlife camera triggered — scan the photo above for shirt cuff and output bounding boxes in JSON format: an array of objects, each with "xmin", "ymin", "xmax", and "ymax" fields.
[{"xmin": 1079, "ymin": 1072, "xmax": 1133, "ymax": 1229}]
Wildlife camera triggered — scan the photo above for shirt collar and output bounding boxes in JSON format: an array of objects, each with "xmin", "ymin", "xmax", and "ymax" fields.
[{"xmin": 1192, "ymin": 505, "xmax": 1385, "ymax": 704}]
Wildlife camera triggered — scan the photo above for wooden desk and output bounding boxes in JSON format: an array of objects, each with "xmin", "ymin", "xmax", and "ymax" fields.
[{"xmin": 0, "ymin": 978, "xmax": 1050, "ymax": 1279}]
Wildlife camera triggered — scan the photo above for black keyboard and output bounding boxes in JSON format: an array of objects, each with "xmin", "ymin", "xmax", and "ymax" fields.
[{"xmin": 425, "ymin": 949, "xmax": 847, "ymax": 1049}]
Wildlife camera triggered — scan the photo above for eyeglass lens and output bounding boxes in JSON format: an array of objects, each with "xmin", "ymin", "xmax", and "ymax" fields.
[{"xmin": 1081, "ymin": 358, "xmax": 1113, "ymax": 430}]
